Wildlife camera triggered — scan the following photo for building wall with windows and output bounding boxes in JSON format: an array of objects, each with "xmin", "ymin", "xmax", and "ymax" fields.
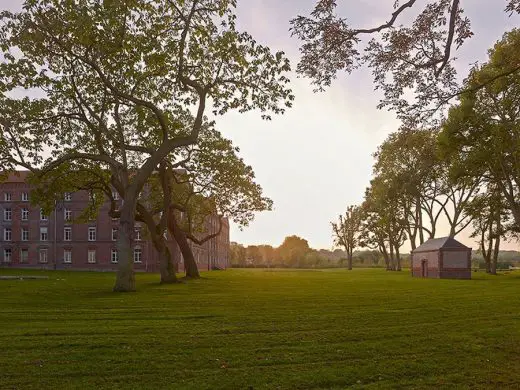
[
  {"xmin": 186, "ymin": 215, "xmax": 230, "ymax": 271},
  {"xmin": 0, "ymin": 172, "xmax": 230, "ymax": 273}
]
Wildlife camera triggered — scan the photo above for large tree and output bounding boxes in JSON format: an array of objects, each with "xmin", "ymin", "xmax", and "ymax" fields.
[
  {"xmin": 291, "ymin": 1, "xmax": 520, "ymax": 122},
  {"xmin": 0, "ymin": 0, "xmax": 293, "ymax": 291},
  {"xmin": 440, "ymin": 29, "xmax": 520, "ymax": 231},
  {"xmin": 160, "ymin": 126, "xmax": 273, "ymax": 278},
  {"xmin": 361, "ymin": 178, "xmax": 407, "ymax": 271},
  {"xmin": 465, "ymin": 186, "xmax": 511, "ymax": 274},
  {"xmin": 331, "ymin": 205, "xmax": 362, "ymax": 270},
  {"xmin": 277, "ymin": 235, "xmax": 311, "ymax": 267},
  {"xmin": 373, "ymin": 128, "xmax": 478, "ymax": 246}
]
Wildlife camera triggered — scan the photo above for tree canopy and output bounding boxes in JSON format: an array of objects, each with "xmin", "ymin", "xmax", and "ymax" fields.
[{"xmin": 291, "ymin": 1, "xmax": 520, "ymax": 123}]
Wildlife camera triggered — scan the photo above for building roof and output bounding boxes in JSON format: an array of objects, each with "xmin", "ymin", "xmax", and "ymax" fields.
[
  {"xmin": 1, "ymin": 170, "xmax": 30, "ymax": 183},
  {"xmin": 412, "ymin": 237, "xmax": 470, "ymax": 253}
]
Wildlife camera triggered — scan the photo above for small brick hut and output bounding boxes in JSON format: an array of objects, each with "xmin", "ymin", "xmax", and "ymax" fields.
[{"xmin": 411, "ymin": 237, "xmax": 471, "ymax": 279}]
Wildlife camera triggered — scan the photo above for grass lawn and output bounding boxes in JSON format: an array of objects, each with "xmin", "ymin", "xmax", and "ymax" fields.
[{"xmin": 1, "ymin": 268, "xmax": 519, "ymax": 389}]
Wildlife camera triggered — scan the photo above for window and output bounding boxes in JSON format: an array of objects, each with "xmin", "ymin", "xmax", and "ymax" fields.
[
  {"xmin": 88, "ymin": 227, "xmax": 96, "ymax": 241},
  {"xmin": 63, "ymin": 250, "xmax": 72, "ymax": 264},
  {"xmin": 87, "ymin": 250, "xmax": 96, "ymax": 264},
  {"xmin": 21, "ymin": 208, "xmax": 28, "ymax": 221},
  {"xmin": 4, "ymin": 228, "xmax": 12, "ymax": 241},
  {"xmin": 3, "ymin": 248, "xmax": 12, "ymax": 263},
  {"xmin": 112, "ymin": 191, "xmax": 119, "ymax": 200},
  {"xmin": 21, "ymin": 192, "xmax": 29, "ymax": 201},
  {"xmin": 39, "ymin": 249, "xmax": 48, "ymax": 263},
  {"xmin": 40, "ymin": 209, "xmax": 48, "ymax": 221},
  {"xmin": 135, "ymin": 228, "xmax": 142, "ymax": 241},
  {"xmin": 40, "ymin": 227, "xmax": 48, "ymax": 241},
  {"xmin": 64, "ymin": 192, "xmax": 72, "ymax": 201},
  {"xmin": 133, "ymin": 248, "xmax": 142, "ymax": 263},
  {"xmin": 21, "ymin": 228, "xmax": 29, "ymax": 241},
  {"xmin": 4, "ymin": 192, "xmax": 11, "ymax": 201},
  {"xmin": 111, "ymin": 249, "xmax": 118, "ymax": 263},
  {"xmin": 64, "ymin": 227, "xmax": 72, "ymax": 241},
  {"xmin": 4, "ymin": 208, "xmax": 11, "ymax": 221},
  {"xmin": 20, "ymin": 249, "xmax": 28, "ymax": 264},
  {"xmin": 112, "ymin": 228, "xmax": 118, "ymax": 241},
  {"xmin": 64, "ymin": 209, "xmax": 72, "ymax": 222}
]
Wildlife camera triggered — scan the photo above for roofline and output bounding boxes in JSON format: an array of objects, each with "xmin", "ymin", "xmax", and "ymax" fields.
[{"xmin": 412, "ymin": 247, "xmax": 472, "ymax": 254}]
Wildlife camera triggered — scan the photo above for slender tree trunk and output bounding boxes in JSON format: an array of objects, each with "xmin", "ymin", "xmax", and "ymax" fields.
[
  {"xmin": 113, "ymin": 199, "xmax": 136, "ymax": 292},
  {"xmin": 395, "ymin": 246, "xmax": 402, "ymax": 271},
  {"xmin": 168, "ymin": 210, "xmax": 200, "ymax": 278},
  {"xmin": 347, "ymin": 247, "xmax": 353, "ymax": 270},
  {"xmin": 491, "ymin": 220, "xmax": 500, "ymax": 276},
  {"xmin": 418, "ymin": 200, "xmax": 425, "ymax": 244},
  {"xmin": 389, "ymin": 242, "xmax": 396, "ymax": 271},
  {"xmin": 380, "ymin": 245, "xmax": 390, "ymax": 271}
]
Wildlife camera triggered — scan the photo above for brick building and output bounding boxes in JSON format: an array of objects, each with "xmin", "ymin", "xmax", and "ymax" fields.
[
  {"xmin": 411, "ymin": 237, "xmax": 471, "ymax": 279},
  {"xmin": 0, "ymin": 171, "xmax": 230, "ymax": 273}
]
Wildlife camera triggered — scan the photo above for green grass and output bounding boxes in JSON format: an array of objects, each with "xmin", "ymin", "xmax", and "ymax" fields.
[{"xmin": 1, "ymin": 268, "xmax": 519, "ymax": 389}]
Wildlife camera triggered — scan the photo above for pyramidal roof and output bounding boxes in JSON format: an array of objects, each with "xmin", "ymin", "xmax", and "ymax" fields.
[{"xmin": 412, "ymin": 237, "xmax": 470, "ymax": 253}]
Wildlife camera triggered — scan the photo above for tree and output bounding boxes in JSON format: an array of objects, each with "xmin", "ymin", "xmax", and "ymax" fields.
[
  {"xmin": 290, "ymin": 1, "xmax": 520, "ymax": 122},
  {"xmin": 0, "ymin": 0, "xmax": 293, "ymax": 291},
  {"xmin": 246, "ymin": 245, "xmax": 262, "ymax": 266},
  {"xmin": 373, "ymin": 129, "xmax": 441, "ymax": 248},
  {"xmin": 439, "ymin": 29, "xmax": 520, "ymax": 231},
  {"xmin": 466, "ymin": 186, "xmax": 511, "ymax": 274},
  {"xmin": 258, "ymin": 245, "xmax": 275, "ymax": 266},
  {"xmin": 331, "ymin": 205, "xmax": 362, "ymax": 270},
  {"xmin": 277, "ymin": 236, "xmax": 310, "ymax": 267},
  {"xmin": 163, "ymin": 126, "xmax": 273, "ymax": 278},
  {"xmin": 373, "ymin": 128, "xmax": 478, "ymax": 246},
  {"xmin": 229, "ymin": 242, "xmax": 246, "ymax": 265},
  {"xmin": 361, "ymin": 178, "xmax": 407, "ymax": 271},
  {"xmin": 29, "ymin": 163, "xmax": 181, "ymax": 284}
]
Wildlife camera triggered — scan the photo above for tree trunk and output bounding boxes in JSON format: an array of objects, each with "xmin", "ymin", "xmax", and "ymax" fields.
[
  {"xmin": 347, "ymin": 250, "xmax": 353, "ymax": 270},
  {"xmin": 491, "ymin": 221, "xmax": 500, "ymax": 276},
  {"xmin": 418, "ymin": 200, "xmax": 425, "ymax": 244},
  {"xmin": 389, "ymin": 242, "xmax": 396, "ymax": 271},
  {"xmin": 380, "ymin": 245, "xmax": 390, "ymax": 271},
  {"xmin": 169, "ymin": 211, "xmax": 200, "ymax": 278},
  {"xmin": 395, "ymin": 246, "xmax": 402, "ymax": 271},
  {"xmin": 158, "ymin": 243, "xmax": 177, "ymax": 284},
  {"xmin": 113, "ymin": 200, "xmax": 136, "ymax": 292}
]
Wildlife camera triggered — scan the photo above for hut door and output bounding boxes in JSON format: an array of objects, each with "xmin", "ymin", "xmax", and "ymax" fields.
[{"xmin": 421, "ymin": 260, "xmax": 428, "ymax": 278}]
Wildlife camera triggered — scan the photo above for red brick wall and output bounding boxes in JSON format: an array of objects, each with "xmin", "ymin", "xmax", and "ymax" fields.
[{"xmin": 0, "ymin": 173, "xmax": 229, "ymax": 273}]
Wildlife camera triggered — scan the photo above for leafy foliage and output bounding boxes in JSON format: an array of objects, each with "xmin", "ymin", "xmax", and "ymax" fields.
[{"xmin": 291, "ymin": 1, "xmax": 520, "ymax": 123}]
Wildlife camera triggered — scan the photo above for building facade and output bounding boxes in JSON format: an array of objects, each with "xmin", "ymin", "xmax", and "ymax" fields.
[
  {"xmin": 411, "ymin": 237, "xmax": 472, "ymax": 279},
  {"xmin": 0, "ymin": 172, "xmax": 230, "ymax": 272}
]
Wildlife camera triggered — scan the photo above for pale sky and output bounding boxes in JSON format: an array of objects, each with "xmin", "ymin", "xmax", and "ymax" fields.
[{"xmin": 3, "ymin": 1, "xmax": 520, "ymax": 251}]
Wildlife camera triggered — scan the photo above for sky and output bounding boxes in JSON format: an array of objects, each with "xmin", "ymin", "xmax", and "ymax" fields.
[{"xmin": 3, "ymin": 1, "xmax": 520, "ymax": 251}]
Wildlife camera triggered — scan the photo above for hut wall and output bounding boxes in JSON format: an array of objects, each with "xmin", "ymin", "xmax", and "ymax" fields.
[
  {"xmin": 412, "ymin": 251, "xmax": 440, "ymax": 278},
  {"xmin": 442, "ymin": 250, "xmax": 469, "ymax": 268},
  {"xmin": 440, "ymin": 249, "xmax": 471, "ymax": 279}
]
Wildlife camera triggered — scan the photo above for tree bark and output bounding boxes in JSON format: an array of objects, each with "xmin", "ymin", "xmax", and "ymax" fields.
[
  {"xmin": 380, "ymin": 245, "xmax": 391, "ymax": 271},
  {"xmin": 158, "ymin": 242, "xmax": 177, "ymax": 284},
  {"xmin": 491, "ymin": 219, "xmax": 500, "ymax": 276},
  {"xmin": 168, "ymin": 210, "xmax": 200, "ymax": 278},
  {"xmin": 389, "ymin": 242, "xmax": 396, "ymax": 271},
  {"xmin": 113, "ymin": 199, "xmax": 136, "ymax": 292},
  {"xmin": 395, "ymin": 246, "xmax": 402, "ymax": 271},
  {"xmin": 347, "ymin": 250, "xmax": 353, "ymax": 270}
]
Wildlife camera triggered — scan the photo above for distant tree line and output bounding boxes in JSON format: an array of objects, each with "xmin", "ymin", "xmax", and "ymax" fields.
[{"xmin": 230, "ymin": 236, "xmax": 410, "ymax": 269}]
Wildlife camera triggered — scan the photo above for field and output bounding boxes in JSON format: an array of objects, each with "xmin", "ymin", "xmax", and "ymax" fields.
[{"xmin": 1, "ymin": 268, "xmax": 519, "ymax": 389}]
